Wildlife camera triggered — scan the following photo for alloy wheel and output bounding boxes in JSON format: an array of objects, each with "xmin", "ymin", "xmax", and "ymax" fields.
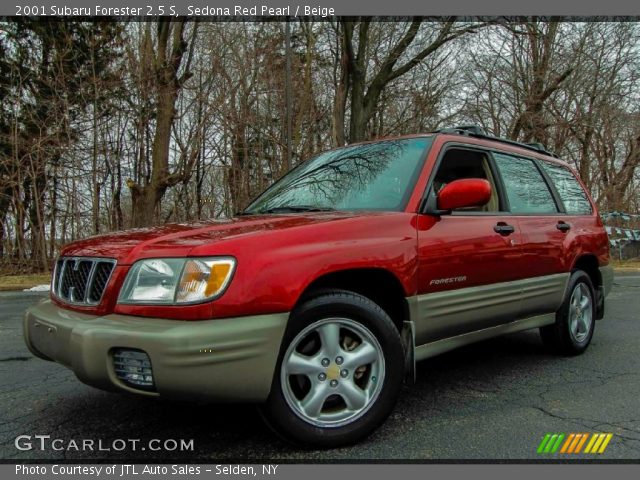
[
  {"xmin": 280, "ymin": 318, "xmax": 385, "ymax": 428},
  {"xmin": 568, "ymin": 283, "xmax": 593, "ymax": 343}
]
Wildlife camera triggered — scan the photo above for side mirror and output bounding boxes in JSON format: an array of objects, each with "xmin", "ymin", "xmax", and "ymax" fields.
[{"xmin": 437, "ymin": 178, "xmax": 492, "ymax": 212}]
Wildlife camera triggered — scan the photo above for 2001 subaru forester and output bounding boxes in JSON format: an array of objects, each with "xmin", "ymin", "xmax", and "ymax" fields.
[{"xmin": 24, "ymin": 125, "xmax": 613, "ymax": 447}]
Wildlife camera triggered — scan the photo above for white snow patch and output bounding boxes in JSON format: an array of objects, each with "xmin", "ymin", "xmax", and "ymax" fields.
[{"xmin": 23, "ymin": 284, "xmax": 50, "ymax": 292}]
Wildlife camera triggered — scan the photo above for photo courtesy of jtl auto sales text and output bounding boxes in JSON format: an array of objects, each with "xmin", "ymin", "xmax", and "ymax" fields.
[{"xmin": 16, "ymin": 465, "xmax": 276, "ymax": 476}]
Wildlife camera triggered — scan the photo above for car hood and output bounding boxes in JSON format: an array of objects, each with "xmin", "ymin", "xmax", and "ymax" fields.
[{"xmin": 59, "ymin": 211, "xmax": 386, "ymax": 264}]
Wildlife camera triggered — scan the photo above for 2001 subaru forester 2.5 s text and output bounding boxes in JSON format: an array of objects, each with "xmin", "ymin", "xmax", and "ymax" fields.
[{"xmin": 24, "ymin": 126, "xmax": 613, "ymax": 447}]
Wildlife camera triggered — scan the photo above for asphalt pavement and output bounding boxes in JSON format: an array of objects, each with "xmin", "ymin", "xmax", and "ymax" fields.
[{"xmin": 1, "ymin": 273, "xmax": 639, "ymax": 461}]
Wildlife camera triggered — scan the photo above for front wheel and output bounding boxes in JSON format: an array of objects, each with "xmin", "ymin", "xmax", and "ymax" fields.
[
  {"xmin": 540, "ymin": 270, "xmax": 595, "ymax": 355},
  {"xmin": 261, "ymin": 290, "xmax": 404, "ymax": 447}
]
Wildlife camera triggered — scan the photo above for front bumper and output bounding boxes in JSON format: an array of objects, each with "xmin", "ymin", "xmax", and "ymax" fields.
[{"xmin": 24, "ymin": 300, "xmax": 288, "ymax": 402}]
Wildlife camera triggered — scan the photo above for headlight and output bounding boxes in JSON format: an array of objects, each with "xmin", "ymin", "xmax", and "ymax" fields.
[{"xmin": 118, "ymin": 257, "xmax": 236, "ymax": 305}]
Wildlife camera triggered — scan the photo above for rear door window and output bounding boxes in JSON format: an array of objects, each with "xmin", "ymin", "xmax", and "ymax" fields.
[
  {"xmin": 493, "ymin": 152, "xmax": 558, "ymax": 214},
  {"xmin": 539, "ymin": 162, "xmax": 592, "ymax": 215}
]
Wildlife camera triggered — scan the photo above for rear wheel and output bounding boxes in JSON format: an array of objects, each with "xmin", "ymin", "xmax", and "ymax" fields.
[
  {"xmin": 540, "ymin": 270, "xmax": 595, "ymax": 355},
  {"xmin": 262, "ymin": 290, "xmax": 404, "ymax": 447}
]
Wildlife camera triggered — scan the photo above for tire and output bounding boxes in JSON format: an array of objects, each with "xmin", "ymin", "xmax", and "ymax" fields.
[
  {"xmin": 540, "ymin": 270, "xmax": 596, "ymax": 356},
  {"xmin": 261, "ymin": 289, "xmax": 404, "ymax": 448}
]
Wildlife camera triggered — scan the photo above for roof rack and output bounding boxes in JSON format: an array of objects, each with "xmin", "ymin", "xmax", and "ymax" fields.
[{"xmin": 435, "ymin": 125, "xmax": 558, "ymax": 157}]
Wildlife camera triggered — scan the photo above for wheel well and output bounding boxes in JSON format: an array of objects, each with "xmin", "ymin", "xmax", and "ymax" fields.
[
  {"xmin": 573, "ymin": 254, "xmax": 601, "ymax": 289},
  {"xmin": 298, "ymin": 269, "xmax": 409, "ymax": 332}
]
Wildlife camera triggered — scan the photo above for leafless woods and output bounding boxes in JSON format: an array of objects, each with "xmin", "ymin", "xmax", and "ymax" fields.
[{"xmin": 1, "ymin": 19, "xmax": 639, "ymax": 272}]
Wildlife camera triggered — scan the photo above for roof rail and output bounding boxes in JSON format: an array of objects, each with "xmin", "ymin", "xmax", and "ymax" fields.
[
  {"xmin": 525, "ymin": 142, "xmax": 548, "ymax": 152},
  {"xmin": 435, "ymin": 125, "xmax": 558, "ymax": 157},
  {"xmin": 437, "ymin": 125, "xmax": 487, "ymax": 136}
]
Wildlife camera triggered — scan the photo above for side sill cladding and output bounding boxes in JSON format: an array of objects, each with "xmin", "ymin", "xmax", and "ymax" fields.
[
  {"xmin": 409, "ymin": 274, "xmax": 569, "ymax": 346},
  {"xmin": 401, "ymin": 274, "xmax": 572, "ymax": 381}
]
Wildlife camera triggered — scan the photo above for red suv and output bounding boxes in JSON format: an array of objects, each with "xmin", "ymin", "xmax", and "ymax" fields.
[{"xmin": 24, "ymin": 126, "xmax": 613, "ymax": 447}]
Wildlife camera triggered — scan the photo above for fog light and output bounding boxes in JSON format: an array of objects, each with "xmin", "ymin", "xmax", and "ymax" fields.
[{"xmin": 112, "ymin": 349, "xmax": 155, "ymax": 391}]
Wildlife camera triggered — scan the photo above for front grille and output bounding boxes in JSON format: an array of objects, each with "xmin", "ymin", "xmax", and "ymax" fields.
[{"xmin": 53, "ymin": 257, "xmax": 116, "ymax": 305}]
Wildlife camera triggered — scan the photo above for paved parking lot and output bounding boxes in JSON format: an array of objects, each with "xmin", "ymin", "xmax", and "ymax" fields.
[{"xmin": 1, "ymin": 273, "xmax": 639, "ymax": 461}]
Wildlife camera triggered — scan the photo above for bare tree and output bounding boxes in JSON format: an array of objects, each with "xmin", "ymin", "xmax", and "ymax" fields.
[
  {"xmin": 125, "ymin": 19, "xmax": 198, "ymax": 227},
  {"xmin": 2, "ymin": 19, "xmax": 640, "ymax": 272},
  {"xmin": 331, "ymin": 18, "xmax": 487, "ymax": 144}
]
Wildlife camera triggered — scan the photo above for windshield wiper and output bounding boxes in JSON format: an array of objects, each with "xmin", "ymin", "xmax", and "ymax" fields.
[{"xmin": 254, "ymin": 205, "xmax": 336, "ymax": 214}]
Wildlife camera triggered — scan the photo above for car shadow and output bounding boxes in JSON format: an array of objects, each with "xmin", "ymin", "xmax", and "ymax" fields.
[{"xmin": 416, "ymin": 329, "xmax": 550, "ymax": 380}]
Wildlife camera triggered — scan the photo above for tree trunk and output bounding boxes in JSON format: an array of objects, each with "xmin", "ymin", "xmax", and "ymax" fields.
[
  {"xmin": 331, "ymin": 23, "xmax": 352, "ymax": 146},
  {"xmin": 127, "ymin": 19, "xmax": 194, "ymax": 227}
]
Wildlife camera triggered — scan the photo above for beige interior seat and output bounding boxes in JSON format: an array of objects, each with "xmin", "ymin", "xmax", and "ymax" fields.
[{"xmin": 481, "ymin": 158, "xmax": 499, "ymax": 212}]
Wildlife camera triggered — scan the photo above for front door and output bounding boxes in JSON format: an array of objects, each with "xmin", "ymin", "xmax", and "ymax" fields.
[{"xmin": 415, "ymin": 146, "xmax": 523, "ymax": 345}]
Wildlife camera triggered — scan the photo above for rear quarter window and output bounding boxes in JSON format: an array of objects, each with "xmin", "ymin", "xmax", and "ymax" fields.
[{"xmin": 540, "ymin": 162, "xmax": 593, "ymax": 215}]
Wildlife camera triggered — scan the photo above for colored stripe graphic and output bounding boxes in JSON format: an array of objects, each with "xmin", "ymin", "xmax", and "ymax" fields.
[
  {"xmin": 544, "ymin": 434, "xmax": 558, "ymax": 453},
  {"xmin": 537, "ymin": 433, "xmax": 565, "ymax": 453},
  {"xmin": 550, "ymin": 434, "xmax": 565, "ymax": 453},
  {"xmin": 584, "ymin": 433, "xmax": 598, "ymax": 453},
  {"xmin": 560, "ymin": 433, "xmax": 575, "ymax": 453},
  {"xmin": 585, "ymin": 433, "xmax": 614, "ymax": 454},
  {"xmin": 584, "ymin": 433, "xmax": 600, "ymax": 453},
  {"xmin": 574, "ymin": 433, "xmax": 589, "ymax": 453},
  {"xmin": 537, "ymin": 434, "xmax": 552, "ymax": 453},
  {"xmin": 539, "ymin": 433, "xmax": 613, "ymax": 454},
  {"xmin": 592, "ymin": 433, "xmax": 607, "ymax": 452},
  {"xmin": 597, "ymin": 434, "xmax": 613, "ymax": 453},
  {"xmin": 567, "ymin": 433, "xmax": 583, "ymax": 453}
]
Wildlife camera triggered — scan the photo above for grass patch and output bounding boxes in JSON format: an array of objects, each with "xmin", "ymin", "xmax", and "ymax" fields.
[
  {"xmin": 611, "ymin": 259, "xmax": 640, "ymax": 270},
  {"xmin": 0, "ymin": 273, "xmax": 51, "ymax": 291}
]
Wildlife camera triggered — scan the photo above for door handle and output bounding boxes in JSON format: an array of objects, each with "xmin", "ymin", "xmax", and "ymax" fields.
[
  {"xmin": 494, "ymin": 222, "xmax": 515, "ymax": 236},
  {"xmin": 556, "ymin": 221, "xmax": 571, "ymax": 232}
]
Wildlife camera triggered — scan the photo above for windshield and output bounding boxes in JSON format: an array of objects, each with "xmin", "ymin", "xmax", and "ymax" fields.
[{"xmin": 244, "ymin": 137, "xmax": 432, "ymax": 214}]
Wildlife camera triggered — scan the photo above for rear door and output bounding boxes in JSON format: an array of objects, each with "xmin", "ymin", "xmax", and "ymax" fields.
[
  {"xmin": 491, "ymin": 151, "xmax": 570, "ymax": 318},
  {"xmin": 538, "ymin": 159, "xmax": 609, "ymax": 301}
]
